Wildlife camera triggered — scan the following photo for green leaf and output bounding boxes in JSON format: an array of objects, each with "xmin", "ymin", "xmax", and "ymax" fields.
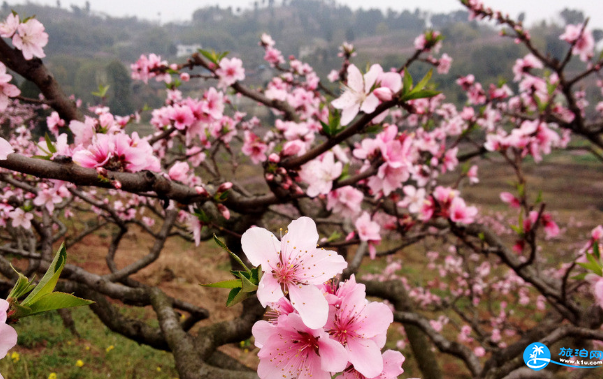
[
  {"xmin": 401, "ymin": 89, "xmax": 441, "ymax": 101},
  {"xmin": 213, "ymin": 234, "xmax": 251, "ymax": 274},
  {"xmin": 577, "ymin": 261, "xmax": 602, "ymax": 276},
  {"xmin": 239, "ymin": 274, "xmax": 258, "ymax": 293},
  {"xmin": 326, "ymin": 231, "xmax": 342, "ymax": 243},
  {"xmin": 91, "ymin": 84, "xmax": 110, "ymax": 98},
  {"xmin": 593, "ymin": 242, "xmax": 601, "ymax": 260},
  {"xmin": 7, "ymin": 266, "xmax": 35, "ymax": 300},
  {"xmin": 200, "ymin": 279, "xmax": 242, "ymax": 289},
  {"xmin": 402, "ymin": 69, "xmax": 413, "ymax": 95},
  {"xmin": 199, "ymin": 49, "xmax": 218, "ymax": 64},
  {"xmin": 225, "ymin": 287, "xmax": 253, "ymax": 307},
  {"xmin": 586, "ymin": 252, "xmax": 602, "ymax": 275},
  {"xmin": 535, "ymin": 190, "xmax": 543, "ymax": 205},
  {"xmin": 478, "ymin": 232, "xmax": 485, "ymax": 241},
  {"xmin": 571, "ymin": 273, "xmax": 587, "ymax": 281},
  {"xmin": 414, "ymin": 69, "xmax": 433, "ymax": 92},
  {"xmin": 320, "ymin": 120, "xmax": 332, "ymax": 136},
  {"xmin": 44, "ymin": 133, "xmax": 57, "ymax": 154},
  {"xmin": 22, "ymin": 243, "xmax": 67, "ymax": 306},
  {"xmin": 20, "ymin": 292, "xmax": 93, "ymax": 317}
]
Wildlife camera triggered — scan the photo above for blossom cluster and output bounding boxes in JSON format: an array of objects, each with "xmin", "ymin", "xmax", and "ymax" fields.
[
  {"xmin": 242, "ymin": 217, "xmax": 406, "ymax": 379},
  {"xmin": 0, "ymin": 13, "xmax": 48, "ymax": 60}
]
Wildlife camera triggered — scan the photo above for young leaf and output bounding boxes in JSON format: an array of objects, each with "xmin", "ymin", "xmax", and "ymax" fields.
[
  {"xmin": 213, "ymin": 234, "xmax": 251, "ymax": 274},
  {"xmin": 44, "ymin": 133, "xmax": 57, "ymax": 154},
  {"xmin": 200, "ymin": 279, "xmax": 242, "ymax": 289},
  {"xmin": 21, "ymin": 243, "xmax": 67, "ymax": 306},
  {"xmin": 401, "ymin": 89, "xmax": 441, "ymax": 101},
  {"xmin": 7, "ymin": 267, "xmax": 35, "ymax": 301},
  {"xmin": 24, "ymin": 292, "xmax": 94, "ymax": 317},
  {"xmin": 239, "ymin": 274, "xmax": 259, "ymax": 293},
  {"xmin": 414, "ymin": 69, "xmax": 433, "ymax": 92},
  {"xmin": 402, "ymin": 69, "xmax": 413, "ymax": 95},
  {"xmin": 593, "ymin": 242, "xmax": 601, "ymax": 260},
  {"xmin": 225, "ymin": 287, "xmax": 253, "ymax": 307}
]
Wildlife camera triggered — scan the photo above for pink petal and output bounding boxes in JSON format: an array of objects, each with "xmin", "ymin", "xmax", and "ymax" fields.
[
  {"xmin": 241, "ymin": 227, "xmax": 280, "ymax": 268},
  {"xmin": 340, "ymin": 103, "xmax": 360, "ymax": 126},
  {"xmin": 347, "ymin": 336, "xmax": 383, "ymax": 378},
  {"xmin": 346, "ymin": 64, "xmax": 364, "ymax": 92},
  {"xmin": 0, "ymin": 323, "xmax": 17, "ymax": 357},
  {"xmin": 0, "ymin": 137, "xmax": 13, "ymax": 159},
  {"xmin": 283, "ymin": 217, "xmax": 319, "ymax": 257},
  {"xmin": 252, "ymin": 320, "xmax": 275, "ymax": 348},
  {"xmin": 288, "ymin": 283, "xmax": 328, "ymax": 329},
  {"xmin": 360, "ymin": 93, "xmax": 379, "ymax": 114},
  {"xmin": 256, "ymin": 274, "xmax": 285, "ymax": 307},
  {"xmin": 317, "ymin": 333, "xmax": 348, "ymax": 373},
  {"xmin": 363, "ymin": 64, "xmax": 383, "ymax": 93}
]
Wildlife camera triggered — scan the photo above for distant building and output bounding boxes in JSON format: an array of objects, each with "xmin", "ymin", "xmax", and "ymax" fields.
[{"xmin": 176, "ymin": 44, "xmax": 202, "ymax": 58}]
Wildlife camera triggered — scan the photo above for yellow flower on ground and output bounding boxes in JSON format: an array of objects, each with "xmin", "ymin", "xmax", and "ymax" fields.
[
  {"xmin": 10, "ymin": 352, "xmax": 19, "ymax": 362},
  {"xmin": 48, "ymin": 373, "xmax": 57, "ymax": 379},
  {"xmin": 106, "ymin": 345, "xmax": 114, "ymax": 352},
  {"xmin": 75, "ymin": 360, "xmax": 84, "ymax": 367},
  {"xmin": 156, "ymin": 366, "xmax": 162, "ymax": 372}
]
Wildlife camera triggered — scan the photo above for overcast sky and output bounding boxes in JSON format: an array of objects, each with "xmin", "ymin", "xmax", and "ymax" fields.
[{"xmin": 9, "ymin": 0, "xmax": 603, "ymax": 28}]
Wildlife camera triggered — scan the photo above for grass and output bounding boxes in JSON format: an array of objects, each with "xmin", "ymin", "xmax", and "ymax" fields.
[{"xmin": 0, "ymin": 307, "xmax": 178, "ymax": 379}]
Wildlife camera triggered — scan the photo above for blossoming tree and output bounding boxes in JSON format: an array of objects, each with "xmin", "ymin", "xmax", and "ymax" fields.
[{"xmin": 0, "ymin": 0, "xmax": 603, "ymax": 378}]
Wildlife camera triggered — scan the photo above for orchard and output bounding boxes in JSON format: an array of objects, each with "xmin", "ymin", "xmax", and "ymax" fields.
[{"xmin": 0, "ymin": 0, "xmax": 602, "ymax": 378}]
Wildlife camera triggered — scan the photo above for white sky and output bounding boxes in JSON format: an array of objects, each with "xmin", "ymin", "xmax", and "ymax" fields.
[{"xmin": 9, "ymin": 0, "xmax": 603, "ymax": 28}]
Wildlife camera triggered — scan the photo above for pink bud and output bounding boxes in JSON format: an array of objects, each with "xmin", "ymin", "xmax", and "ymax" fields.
[
  {"xmin": 180, "ymin": 72, "xmax": 190, "ymax": 82},
  {"xmin": 268, "ymin": 153, "xmax": 280, "ymax": 163},
  {"xmin": 96, "ymin": 167, "xmax": 108, "ymax": 176},
  {"xmin": 111, "ymin": 180, "xmax": 122, "ymax": 189},
  {"xmin": 277, "ymin": 167, "xmax": 287, "ymax": 176},
  {"xmin": 217, "ymin": 182, "xmax": 233, "ymax": 192},
  {"xmin": 288, "ymin": 55, "xmax": 295, "ymax": 60},
  {"xmin": 170, "ymin": 63, "xmax": 178, "ymax": 70},
  {"xmin": 373, "ymin": 87, "xmax": 393, "ymax": 102},
  {"xmin": 195, "ymin": 186, "xmax": 209, "ymax": 197},
  {"xmin": 265, "ymin": 173, "xmax": 274, "ymax": 181},
  {"xmin": 217, "ymin": 204, "xmax": 230, "ymax": 220}
]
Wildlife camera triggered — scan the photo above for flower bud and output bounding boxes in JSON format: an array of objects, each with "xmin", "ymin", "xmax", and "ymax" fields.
[
  {"xmin": 217, "ymin": 182, "xmax": 233, "ymax": 193},
  {"xmin": 217, "ymin": 204, "xmax": 230, "ymax": 220},
  {"xmin": 268, "ymin": 153, "xmax": 280, "ymax": 163},
  {"xmin": 195, "ymin": 186, "xmax": 209, "ymax": 197},
  {"xmin": 111, "ymin": 180, "xmax": 122, "ymax": 189},
  {"xmin": 373, "ymin": 87, "xmax": 393, "ymax": 102},
  {"xmin": 96, "ymin": 167, "xmax": 108, "ymax": 176}
]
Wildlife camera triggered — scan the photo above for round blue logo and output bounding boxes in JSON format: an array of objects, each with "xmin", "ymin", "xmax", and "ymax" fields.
[{"xmin": 524, "ymin": 342, "xmax": 551, "ymax": 371}]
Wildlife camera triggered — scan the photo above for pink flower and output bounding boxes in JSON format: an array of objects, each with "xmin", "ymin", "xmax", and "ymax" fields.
[
  {"xmin": 437, "ymin": 53, "xmax": 452, "ymax": 74},
  {"xmin": 560, "ymin": 24, "xmax": 595, "ymax": 62},
  {"xmin": 33, "ymin": 188, "xmax": 63, "ymax": 212},
  {"xmin": 299, "ymin": 152, "xmax": 343, "ymax": 197},
  {"xmin": 326, "ymin": 186, "xmax": 364, "ymax": 218},
  {"xmin": 0, "ymin": 62, "xmax": 20, "ymax": 111},
  {"xmin": 46, "ymin": 111, "xmax": 65, "ymax": 136},
  {"xmin": 592, "ymin": 225, "xmax": 603, "ymax": 241},
  {"xmin": 467, "ymin": 165, "xmax": 479, "ymax": 184},
  {"xmin": 326, "ymin": 276, "xmax": 393, "ymax": 377},
  {"xmin": 168, "ymin": 161, "xmax": 189, "ymax": 182},
  {"xmin": 12, "ymin": 18, "xmax": 49, "ymax": 60},
  {"xmin": 8, "ymin": 208, "xmax": 33, "ymax": 229},
  {"xmin": 449, "ymin": 197, "xmax": 478, "ymax": 224},
  {"xmin": 355, "ymin": 212, "xmax": 381, "ymax": 259},
  {"xmin": 241, "ymin": 131, "xmax": 268, "ymax": 164},
  {"xmin": 0, "ymin": 299, "xmax": 17, "ymax": 366},
  {"xmin": 500, "ymin": 192, "xmax": 520, "ymax": 208},
  {"xmin": 331, "ymin": 64, "xmax": 382, "ymax": 126},
  {"xmin": 0, "ymin": 13, "xmax": 19, "ymax": 38},
  {"xmin": 398, "ymin": 185, "xmax": 425, "ymax": 214},
  {"xmin": 0, "ymin": 137, "xmax": 13, "ymax": 160},
  {"xmin": 215, "ymin": 57, "xmax": 245, "ymax": 88},
  {"xmin": 241, "ymin": 217, "xmax": 347, "ymax": 328},
  {"xmin": 253, "ymin": 313, "xmax": 348, "ymax": 379}
]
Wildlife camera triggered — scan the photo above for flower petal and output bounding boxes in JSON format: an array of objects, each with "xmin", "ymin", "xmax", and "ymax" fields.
[
  {"xmin": 346, "ymin": 336, "xmax": 383, "ymax": 378},
  {"xmin": 288, "ymin": 283, "xmax": 328, "ymax": 329},
  {"xmin": 317, "ymin": 332, "xmax": 348, "ymax": 373},
  {"xmin": 241, "ymin": 226, "xmax": 281, "ymax": 268},
  {"xmin": 257, "ymin": 274, "xmax": 285, "ymax": 307},
  {"xmin": 0, "ymin": 323, "xmax": 17, "ymax": 357}
]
